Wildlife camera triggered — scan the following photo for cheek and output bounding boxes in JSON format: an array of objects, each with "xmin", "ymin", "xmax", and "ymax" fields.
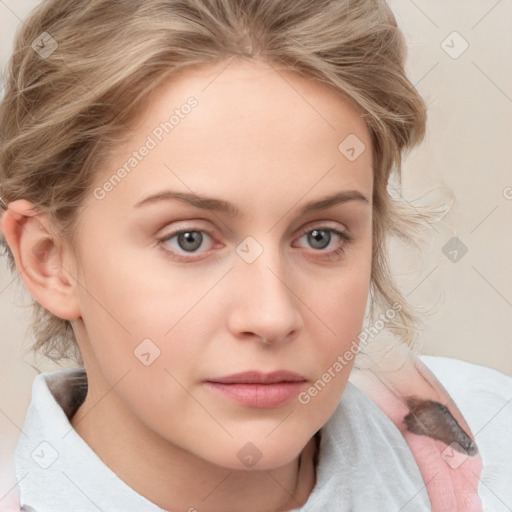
[
  {"xmin": 75, "ymin": 239, "xmax": 200, "ymax": 345},
  {"xmin": 74, "ymin": 246, "xmax": 221, "ymax": 417},
  {"xmin": 315, "ymin": 258, "xmax": 372, "ymax": 338},
  {"xmin": 307, "ymin": 266, "xmax": 371, "ymax": 384}
]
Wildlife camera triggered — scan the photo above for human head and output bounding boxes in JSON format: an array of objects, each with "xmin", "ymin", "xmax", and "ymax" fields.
[{"xmin": 0, "ymin": 0, "xmax": 431, "ymax": 364}]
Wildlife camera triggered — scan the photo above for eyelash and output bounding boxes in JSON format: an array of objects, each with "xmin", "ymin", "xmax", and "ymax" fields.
[{"xmin": 157, "ymin": 225, "xmax": 353, "ymax": 263}]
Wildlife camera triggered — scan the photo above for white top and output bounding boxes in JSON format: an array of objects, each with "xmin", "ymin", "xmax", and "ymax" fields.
[{"xmin": 11, "ymin": 356, "xmax": 512, "ymax": 512}]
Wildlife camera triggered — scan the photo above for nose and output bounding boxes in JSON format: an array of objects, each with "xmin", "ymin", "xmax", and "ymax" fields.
[{"xmin": 227, "ymin": 244, "xmax": 301, "ymax": 346}]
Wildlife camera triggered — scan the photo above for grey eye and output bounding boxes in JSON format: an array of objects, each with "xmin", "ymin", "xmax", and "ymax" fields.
[
  {"xmin": 175, "ymin": 231, "xmax": 204, "ymax": 252},
  {"xmin": 307, "ymin": 229, "xmax": 332, "ymax": 250}
]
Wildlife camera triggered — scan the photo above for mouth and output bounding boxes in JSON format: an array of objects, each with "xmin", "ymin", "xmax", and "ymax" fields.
[
  {"xmin": 205, "ymin": 370, "xmax": 307, "ymax": 385},
  {"xmin": 203, "ymin": 370, "xmax": 307, "ymax": 408}
]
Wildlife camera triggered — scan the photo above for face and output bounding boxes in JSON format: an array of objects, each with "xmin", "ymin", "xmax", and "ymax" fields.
[{"xmin": 68, "ymin": 57, "xmax": 373, "ymax": 471}]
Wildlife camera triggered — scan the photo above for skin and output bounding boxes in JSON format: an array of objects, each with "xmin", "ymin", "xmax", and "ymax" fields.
[{"xmin": 2, "ymin": 57, "xmax": 373, "ymax": 511}]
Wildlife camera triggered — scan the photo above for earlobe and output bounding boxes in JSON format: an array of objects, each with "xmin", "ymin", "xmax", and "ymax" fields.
[{"xmin": 1, "ymin": 199, "xmax": 81, "ymax": 320}]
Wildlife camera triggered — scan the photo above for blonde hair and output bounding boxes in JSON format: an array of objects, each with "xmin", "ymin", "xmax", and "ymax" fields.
[{"xmin": 0, "ymin": 0, "xmax": 448, "ymax": 364}]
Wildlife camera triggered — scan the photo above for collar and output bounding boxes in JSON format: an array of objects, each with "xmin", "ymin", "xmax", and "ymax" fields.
[{"xmin": 14, "ymin": 366, "xmax": 167, "ymax": 512}]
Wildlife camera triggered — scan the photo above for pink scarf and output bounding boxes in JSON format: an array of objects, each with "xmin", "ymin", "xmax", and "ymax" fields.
[{"xmin": 350, "ymin": 338, "xmax": 482, "ymax": 511}]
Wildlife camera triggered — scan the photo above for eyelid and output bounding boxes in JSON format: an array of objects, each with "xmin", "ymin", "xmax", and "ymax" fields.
[
  {"xmin": 156, "ymin": 219, "xmax": 215, "ymax": 240},
  {"xmin": 158, "ymin": 225, "xmax": 217, "ymax": 248},
  {"xmin": 296, "ymin": 220, "xmax": 349, "ymax": 236}
]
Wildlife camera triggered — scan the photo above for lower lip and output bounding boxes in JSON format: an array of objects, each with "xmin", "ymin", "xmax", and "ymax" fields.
[{"xmin": 204, "ymin": 381, "xmax": 305, "ymax": 408}]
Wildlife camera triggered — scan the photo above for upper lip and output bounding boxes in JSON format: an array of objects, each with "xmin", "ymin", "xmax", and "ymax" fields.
[{"xmin": 205, "ymin": 370, "xmax": 307, "ymax": 384}]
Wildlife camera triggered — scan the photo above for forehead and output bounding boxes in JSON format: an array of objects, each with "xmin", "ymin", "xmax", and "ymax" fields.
[
  {"xmin": 143, "ymin": 56, "xmax": 371, "ymax": 150},
  {"xmin": 91, "ymin": 57, "xmax": 373, "ymax": 218}
]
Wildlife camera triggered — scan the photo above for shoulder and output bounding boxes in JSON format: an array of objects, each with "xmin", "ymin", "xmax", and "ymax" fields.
[
  {"xmin": 419, "ymin": 354, "xmax": 512, "ymax": 394},
  {"xmin": 420, "ymin": 355, "xmax": 512, "ymax": 510},
  {"xmin": 419, "ymin": 355, "xmax": 512, "ymax": 426}
]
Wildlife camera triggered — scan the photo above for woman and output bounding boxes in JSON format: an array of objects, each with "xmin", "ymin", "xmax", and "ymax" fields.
[{"xmin": 0, "ymin": 0, "xmax": 510, "ymax": 510}]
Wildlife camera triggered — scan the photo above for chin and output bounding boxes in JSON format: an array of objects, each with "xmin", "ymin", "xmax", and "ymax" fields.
[{"xmin": 200, "ymin": 432, "xmax": 312, "ymax": 472}]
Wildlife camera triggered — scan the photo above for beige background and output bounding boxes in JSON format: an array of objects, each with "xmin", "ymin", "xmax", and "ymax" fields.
[{"xmin": 1, "ymin": 0, "xmax": 511, "ymax": 500}]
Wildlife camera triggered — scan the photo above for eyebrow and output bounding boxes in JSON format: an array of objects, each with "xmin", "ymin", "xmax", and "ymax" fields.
[{"xmin": 133, "ymin": 189, "xmax": 370, "ymax": 217}]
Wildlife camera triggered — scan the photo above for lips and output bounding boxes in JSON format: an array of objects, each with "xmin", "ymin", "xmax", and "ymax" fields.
[
  {"xmin": 203, "ymin": 371, "xmax": 307, "ymax": 408},
  {"xmin": 205, "ymin": 370, "xmax": 307, "ymax": 385}
]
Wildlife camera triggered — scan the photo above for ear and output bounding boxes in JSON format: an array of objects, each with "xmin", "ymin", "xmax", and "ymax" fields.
[{"xmin": 1, "ymin": 199, "xmax": 81, "ymax": 320}]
